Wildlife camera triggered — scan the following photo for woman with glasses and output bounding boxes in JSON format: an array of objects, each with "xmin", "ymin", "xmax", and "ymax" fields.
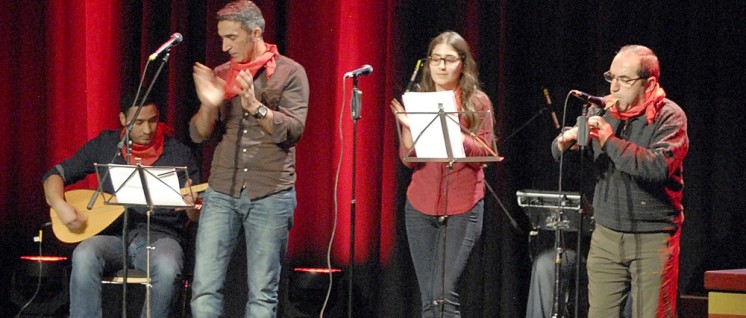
[{"xmin": 389, "ymin": 31, "xmax": 495, "ymax": 317}]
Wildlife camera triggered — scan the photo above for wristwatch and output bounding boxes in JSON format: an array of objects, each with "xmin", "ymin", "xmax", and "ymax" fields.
[{"xmin": 252, "ymin": 104, "xmax": 268, "ymax": 119}]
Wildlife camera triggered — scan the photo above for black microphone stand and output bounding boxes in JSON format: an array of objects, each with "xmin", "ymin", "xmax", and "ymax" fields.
[
  {"xmin": 347, "ymin": 76, "xmax": 362, "ymax": 318},
  {"xmin": 553, "ymin": 97, "xmax": 593, "ymax": 318},
  {"xmin": 572, "ymin": 102, "xmax": 606, "ymax": 318},
  {"xmin": 499, "ymin": 102, "xmax": 559, "ymax": 148}
]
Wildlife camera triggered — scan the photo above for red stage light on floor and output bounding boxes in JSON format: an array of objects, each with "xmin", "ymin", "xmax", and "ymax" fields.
[
  {"xmin": 11, "ymin": 255, "xmax": 69, "ymax": 316},
  {"xmin": 20, "ymin": 255, "xmax": 68, "ymax": 262},
  {"xmin": 294, "ymin": 267, "xmax": 342, "ymax": 274},
  {"xmin": 287, "ymin": 267, "xmax": 344, "ymax": 317}
]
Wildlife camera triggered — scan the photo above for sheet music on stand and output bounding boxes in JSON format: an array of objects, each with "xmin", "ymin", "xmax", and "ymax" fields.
[
  {"xmin": 398, "ymin": 90, "xmax": 502, "ymax": 163},
  {"xmin": 96, "ymin": 163, "xmax": 195, "ymax": 208}
]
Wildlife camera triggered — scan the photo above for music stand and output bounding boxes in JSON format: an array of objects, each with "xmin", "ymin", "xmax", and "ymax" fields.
[
  {"xmin": 94, "ymin": 160, "xmax": 195, "ymax": 318},
  {"xmin": 395, "ymin": 91, "xmax": 502, "ymax": 317},
  {"xmin": 516, "ymin": 189, "xmax": 590, "ymax": 318}
]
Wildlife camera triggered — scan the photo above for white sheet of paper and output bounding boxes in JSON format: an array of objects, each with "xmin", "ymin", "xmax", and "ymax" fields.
[
  {"xmin": 108, "ymin": 165, "xmax": 189, "ymax": 207},
  {"xmin": 402, "ymin": 91, "xmax": 465, "ymax": 159}
]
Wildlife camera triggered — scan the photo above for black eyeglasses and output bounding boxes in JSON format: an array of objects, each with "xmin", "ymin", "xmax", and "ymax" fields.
[
  {"xmin": 604, "ymin": 71, "xmax": 646, "ymax": 87},
  {"xmin": 428, "ymin": 55, "xmax": 461, "ymax": 66}
]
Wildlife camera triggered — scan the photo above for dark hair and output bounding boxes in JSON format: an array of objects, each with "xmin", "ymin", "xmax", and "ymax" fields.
[
  {"xmin": 217, "ymin": 0, "xmax": 265, "ymax": 34},
  {"xmin": 618, "ymin": 44, "xmax": 660, "ymax": 80},
  {"xmin": 419, "ymin": 31, "xmax": 483, "ymax": 131},
  {"xmin": 119, "ymin": 91, "xmax": 155, "ymax": 114}
]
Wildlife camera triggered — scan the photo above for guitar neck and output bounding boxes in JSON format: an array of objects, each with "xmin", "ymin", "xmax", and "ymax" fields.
[{"xmin": 181, "ymin": 183, "xmax": 209, "ymax": 195}]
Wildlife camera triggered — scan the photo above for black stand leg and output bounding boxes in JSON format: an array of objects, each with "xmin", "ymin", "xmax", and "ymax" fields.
[{"xmin": 348, "ymin": 78, "xmax": 362, "ymax": 318}]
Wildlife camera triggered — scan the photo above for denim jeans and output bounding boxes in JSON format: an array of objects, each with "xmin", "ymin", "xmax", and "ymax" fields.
[
  {"xmin": 190, "ymin": 187, "xmax": 295, "ymax": 318},
  {"xmin": 69, "ymin": 232, "xmax": 183, "ymax": 318},
  {"xmin": 526, "ymin": 249, "xmax": 579, "ymax": 318},
  {"xmin": 405, "ymin": 200, "xmax": 483, "ymax": 318}
]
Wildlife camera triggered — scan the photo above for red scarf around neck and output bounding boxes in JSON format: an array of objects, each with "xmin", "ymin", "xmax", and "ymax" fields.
[
  {"xmin": 609, "ymin": 83, "xmax": 666, "ymax": 124},
  {"xmin": 120, "ymin": 123, "xmax": 174, "ymax": 166},
  {"xmin": 224, "ymin": 43, "xmax": 280, "ymax": 100}
]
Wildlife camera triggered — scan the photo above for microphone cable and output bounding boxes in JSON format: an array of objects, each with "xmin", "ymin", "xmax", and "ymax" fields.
[
  {"xmin": 318, "ymin": 73, "xmax": 350, "ymax": 318},
  {"xmin": 14, "ymin": 222, "xmax": 52, "ymax": 318}
]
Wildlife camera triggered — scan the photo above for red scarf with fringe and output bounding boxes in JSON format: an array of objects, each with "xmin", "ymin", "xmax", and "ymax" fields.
[
  {"xmin": 120, "ymin": 123, "xmax": 174, "ymax": 166},
  {"xmin": 609, "ymin": 83, "xmax": 666, "ymax": 124},
  {"xmin": 223, "ymin": 43, "xmax": 279, "ymax": 100}
]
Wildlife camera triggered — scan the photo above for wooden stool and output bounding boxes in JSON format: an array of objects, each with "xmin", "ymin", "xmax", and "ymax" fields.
[{"xmin": 102, "ymin": 269, "xmax": 150, "ymax": 285}]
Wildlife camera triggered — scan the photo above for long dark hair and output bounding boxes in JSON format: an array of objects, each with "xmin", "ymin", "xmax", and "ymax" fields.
[{"xmin": 419, "ymin": 31, "xmax": 483, "ymax": 131}]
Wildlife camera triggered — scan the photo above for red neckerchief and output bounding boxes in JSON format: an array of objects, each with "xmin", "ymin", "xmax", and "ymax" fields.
[
  {"xmin": 120, "ymin": 123, "xmax": 174, "ymax": 165},
  {"xmin": 610, "ymin": 83, "xmax": 666, "ymax": 124},
  {"xmin": 223, "ymin": 43, "xmax": 279, "ymax": 100}
]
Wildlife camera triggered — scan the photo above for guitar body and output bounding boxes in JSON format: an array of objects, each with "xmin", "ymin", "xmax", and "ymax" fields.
[
  {"xmin": 49, "ymin": 189, "xmax": 125, "ymax": 243},
  {"xmin": 49, "ymin": 183, "xmax": 208, "ymax": 243}
]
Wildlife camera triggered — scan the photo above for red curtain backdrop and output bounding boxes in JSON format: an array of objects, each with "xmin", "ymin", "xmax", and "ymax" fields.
[
  {"xmin": 46, "ymin": 1, "xmax": 122, "ymax": 188},
  {"xmin": 286, "ymin": 0, "xmax": 397, "ymax": 265}
]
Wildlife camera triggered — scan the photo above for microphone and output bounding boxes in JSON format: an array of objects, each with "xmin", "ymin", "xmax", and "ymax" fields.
[
  {"xmin": 543, "ymin": 88, "xmax": 560, "ymax": 129},
  {"xmin": 405, "ymin": 59, "xmax": 425, "ymax": 92},
  {"xmin": 344, "ymin": 64, "xmax": 373, "ymax": 78},
  {"xmin": 570, "ymin": 89, "xmax": 605, "ymax": 106},
  {"xmin": 148, "ymin": 33, "xmax": 183, "ymax": 61}
]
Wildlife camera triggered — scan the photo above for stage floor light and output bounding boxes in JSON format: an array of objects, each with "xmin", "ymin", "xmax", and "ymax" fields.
[{"xmin": 10, "ymin": 256, "xmax": 69, "ymax": 317}]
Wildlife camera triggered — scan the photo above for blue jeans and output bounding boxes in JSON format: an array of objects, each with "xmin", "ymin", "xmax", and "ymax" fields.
[
  {"xmin": 526, "ymin": 249, "xmax": 579, "ymax": 318},
  {"xmin": 405, "ymin": 200, "xmax": 483, "ymax": 318},
  {"xmin": 70, "ymin": 232, "xmax": 183, "ymax": 318},
  {"xmin": 190, "ymin": 187, "xmax": 295, "ymax": 318}
]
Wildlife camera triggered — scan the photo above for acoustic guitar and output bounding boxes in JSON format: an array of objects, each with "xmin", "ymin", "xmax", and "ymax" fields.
[{"xmin": 49, "ymin": 183, "xmax": 208, "ymax": 243}]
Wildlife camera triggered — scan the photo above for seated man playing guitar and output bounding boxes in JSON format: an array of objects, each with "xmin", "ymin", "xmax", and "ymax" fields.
[{"xmin": 42, "ymin": 92, "xmax": 201, "ymax": 317}]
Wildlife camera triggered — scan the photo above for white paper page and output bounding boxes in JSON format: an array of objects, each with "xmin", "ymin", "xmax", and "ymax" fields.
[
  {"xmin": 402, "ymin": 91, "xmax": 465, "ymax": 159},
  {"xmin": 109, "ymin": 165, "xmax": 189, "ymax": 207}
]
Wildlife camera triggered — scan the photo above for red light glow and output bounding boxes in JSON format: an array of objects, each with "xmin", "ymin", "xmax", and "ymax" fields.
[
  {"xmin": 20, "ymin": 256, "xmax": 68, "ymax": 262},
  {"xmin": 294, "ymin": 267, "xmax": 342, "ymax": 274}
]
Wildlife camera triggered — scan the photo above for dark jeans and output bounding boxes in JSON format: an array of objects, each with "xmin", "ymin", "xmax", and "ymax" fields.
[
  {"xmin": 405, "ymin": 200, "xmax": 483, "ymax": 318},
  {"xmin": 526, "ymin": 249, "xmax": 581, "ymax": 318}
]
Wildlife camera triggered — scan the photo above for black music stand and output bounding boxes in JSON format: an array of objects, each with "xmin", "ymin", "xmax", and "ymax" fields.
[
  {"xmin": 516, "ymin": 189, "xmax": 590, "ymax": 318},
  {"xmin": 94, "ymin": 161, "xmax": 195, "ymax": 318},
  {"xmin": 395, "ymin": 90, "xmax": 502, "ymax": 317}
]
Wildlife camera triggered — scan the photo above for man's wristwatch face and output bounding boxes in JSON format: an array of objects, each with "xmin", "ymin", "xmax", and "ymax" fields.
[{"xmin": 253, "ymin": 104, "xmax": 268, "ymax": 119}]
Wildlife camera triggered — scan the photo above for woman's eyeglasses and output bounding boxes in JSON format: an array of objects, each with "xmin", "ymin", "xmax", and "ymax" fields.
[{"xmin": 429, "ymin": 55, "xmax": 461, "ymax": 66}]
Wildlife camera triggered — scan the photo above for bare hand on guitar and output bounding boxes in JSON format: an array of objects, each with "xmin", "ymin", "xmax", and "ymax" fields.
[
  {"xmin": 52, "ymin": 200, "xmax": 88, "ymax": 231},
  {"xmin": 44, "ymin": 174, "xmax": 88, "ymax": 231}
]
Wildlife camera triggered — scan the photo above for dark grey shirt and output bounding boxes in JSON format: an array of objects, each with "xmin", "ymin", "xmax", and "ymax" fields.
[{"xmin": 552, "ymin": 99, "xmax": 688, "ymax": 232}]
